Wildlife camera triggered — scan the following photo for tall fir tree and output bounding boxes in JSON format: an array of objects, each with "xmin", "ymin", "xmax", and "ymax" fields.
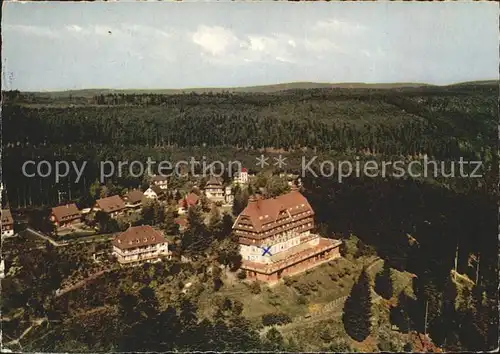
[
  {"xmin": 374, "ymin": 262, "xmax": 394, "ymax": 300},
  {"xmin": 342, "ymin": 268, "xmax": 372, "ymax": 342}
]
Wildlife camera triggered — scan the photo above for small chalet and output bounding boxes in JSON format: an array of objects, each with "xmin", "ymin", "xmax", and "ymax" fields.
[
  {"xmin": 204, "ymin": 176, "xmax": 225, "ymax": 203},
  {"xmin": 178, "ymin": 192, "xmax": 199, "ymax": 214},
  {"xmin": 1, "ymin": 209, "xmax": 14, "ymax": 238},
  {"xmin": 151, "ymin": 175, "xmax": 168, "ymax": 190},
  {"xmin": 50, "ymin": 203, "xmax": 81, "ymax": 227},
  {"xmin": 112, "ymin": 225, "xmax": 170, "ymax": 264},
  {"xmin": 123, "ymin": 189, "xmax": 144, "ymax": 208},
  {"xmin": 144, "ymin": 185, "xmax": 164, "ymax": 200},
  {"xmin": 94, "ymin": 195, "xmax": 126, "ymax": 217}
]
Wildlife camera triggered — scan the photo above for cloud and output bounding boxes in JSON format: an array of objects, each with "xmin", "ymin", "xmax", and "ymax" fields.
[
  {"xmin": 191, "ymin": 25, "xmax": 240, "ymax": 57},
  {"xmin": 64, "ymin": 23, "xmax": 172, "ymax": 39},
  {"xmin": 312, "ymin": 18, "xmax": 367, "ymax": 35},
  {"xmin": 66, "ymin": 25, "xmax": 83, "ymax": 33},
  {"xmin": 4, "ymin": 24, "xmax": 59, "ymax": 38}
]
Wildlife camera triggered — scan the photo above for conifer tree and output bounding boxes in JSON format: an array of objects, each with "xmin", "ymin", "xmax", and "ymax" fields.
[
  {"xmin": 342, "ymin": 268, "xmax": 372, "ymax": 342},
  {"xmin": 375, "ymin": 262, "xmax": 394, "ymax": 300}
]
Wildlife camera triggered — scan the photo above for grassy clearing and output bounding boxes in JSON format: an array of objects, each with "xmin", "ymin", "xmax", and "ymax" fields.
[{"xmin": 197, "ymin": 255, "xmax": 381, "ymax": 325}]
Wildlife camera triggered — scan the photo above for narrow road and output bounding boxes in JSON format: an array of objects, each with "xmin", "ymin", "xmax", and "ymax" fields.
[
  {"xmin": 26, "ymin": 228, "xmax": 115, "ymax": 248},
  {"xmin": 3, "ymin": 318, "xmax": 46, "ymax": 349},
  {"xmin": 26, "ymin": 228, "xmax": 61, "ymax": 247},
  {"xmin": 55, "ymin": 267, "xmax": 115, "ymax": 297}
]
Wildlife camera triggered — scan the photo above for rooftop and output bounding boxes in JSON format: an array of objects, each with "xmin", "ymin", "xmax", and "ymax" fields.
[
  {"xmin": 124, "ymin": 189, "xmax": 144, "ymax": 204},
  {"xmin": 235, "ymin": 190, "xmax": 313, "ymax": 232},
  {"xmin": 96, "ymin": 195, "xmax": 126, "ymax": 213},
  {"xmin": 112, "ymin": 225, "xmax": 167, "ymax": 250},
  {"xmin": 52, "ymin": 203, "xmax": 81, "ymax": 221}
]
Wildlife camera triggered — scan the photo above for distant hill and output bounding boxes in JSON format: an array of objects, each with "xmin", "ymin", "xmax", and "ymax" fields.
[
  {"xmin": 15, "ymin": 79, "xmax": 498, "ymax": 98},
  {"xmin": 24, "ymin": 81, "xmax": 434, "ymax": 98}
]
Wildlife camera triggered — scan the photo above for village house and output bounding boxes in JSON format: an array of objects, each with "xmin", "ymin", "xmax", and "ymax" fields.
[
  {"xmin": 112, "ymin": 225, "xmax": 170, "ymax": 265},
  {"xmin": 0, "ymin": 259, "xmax": 5, "ymax": 279},
  {"xmin": 204, "ymin": 176, "xmax": 225, "ymax": 203},
  {"xmin": 50, "ymin": 203, "xmax": 82, "ymax": 227},
  {"xmin": 233, "ymin": 187, "xmax": 342, "ymax": 283},
  {"xmin": 175, "ymin": 217, "xmax": 188, "ymax": 232},
  {"xmin": 178, "ymin": 192, "xmax": 200, "ymax": 215},
  {"xmin": 225, "ymin": 186, "xmax": 234, "ymax": 205},
  {"xmin": 144, "ymin": 185, "xmax": 163, "ymax": 200},
  {"xmin": 151, "ymin": 175, "xmax": 168, "ymax": 190},
  {"xmin": 1, "ymin": 209, "xmax": 14, "ymax": 238},
  {"xmin": 123, "ymin": 189, "xmax": 144, "ymax": 209},
  {"xmin": 94, "ymin": 195, "xmax": 126, "ymax": 217},
  {"xmin": 233, "ymin": 167, "xmax": 249, "ymax": 185}
]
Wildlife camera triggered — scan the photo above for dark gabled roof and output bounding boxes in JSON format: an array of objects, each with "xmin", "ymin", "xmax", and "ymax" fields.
[
  {"xmin": 52, "ymin": 203, "xmax": 81, "ymax": 222},
  {"xmin": 236, "ymin": 190, "xmax": 313, "ymax": 232},
  {"xmin": 112, "ymin": 225, "xmax": 167, "ymax": 250},
  {"xmin": 96, "ymin": 195, "xmax": 126, "ymax": 213},
  {"xmin": 124, "ymin": 189, "xmax": 144, "ymax": 204}
]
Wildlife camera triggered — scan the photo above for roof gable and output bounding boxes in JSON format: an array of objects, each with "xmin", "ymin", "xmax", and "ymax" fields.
[
  {"xmin": 237, "ymin": 191, "xmax": 313, "ymax": 232},
  {"xmin": 52, "ymin": 203, "xmax": 81, "ymax": 221},
  {"xmin": 112, "ymin": 225, "xmax": 167, "ymax": 249},
  {"xmin": 96, "ymin": 195, "xmax": 126, "ymax": 213}
]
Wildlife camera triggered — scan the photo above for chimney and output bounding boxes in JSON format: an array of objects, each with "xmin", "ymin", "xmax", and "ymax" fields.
[
  {"xmin": 248, "ymin": 194, "xmax": 258, "ymax": 203},
  {"xmin": 290, "ymin": 181, "xmax": 299, "ymax": 192}
]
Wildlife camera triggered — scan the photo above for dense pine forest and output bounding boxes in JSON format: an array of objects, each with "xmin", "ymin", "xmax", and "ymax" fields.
[{"xmin": 1, "ymin": 82, "xmax": 498, "ymax": 351}]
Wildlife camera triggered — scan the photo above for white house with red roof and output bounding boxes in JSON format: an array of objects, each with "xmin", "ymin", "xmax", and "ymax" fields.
[{"xmin": 233, "ymin": 168, "xmax": 249, "ymax": 185}]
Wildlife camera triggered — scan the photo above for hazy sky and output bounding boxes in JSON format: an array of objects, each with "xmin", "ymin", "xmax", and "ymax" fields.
[{"xmin": 2, "ymin": 1, "xmax": 498, "ymax": 91}]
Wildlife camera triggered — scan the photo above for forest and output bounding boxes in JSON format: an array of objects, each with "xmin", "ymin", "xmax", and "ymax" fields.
[{"xmin": 1, "ymin": 82, "xmax": 498, "ymax": 351}]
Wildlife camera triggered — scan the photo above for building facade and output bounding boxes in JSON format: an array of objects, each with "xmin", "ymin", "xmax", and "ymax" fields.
[
  {"xmin": 144, "ymin": 185, "xmax": 162, "ymax": 200},
  {"xmin": 1, "ymin": 209, "xmax": 14, "ymax": 238},
  {"xmin": 94, "ymin": 195, "xmax": 126, "ymax": 217},
  {"xmin": 151, "ymin": 175, "xmax": 169, "ymax": 190},
  {"xmin": 205, "ymin": 176, "xmax": 225, "ymax": 203},
  {"xmin": 51, "ymin": 203, "xmax": 82, "ymax": 227},
  {"xmin": 233, "ymin": 190, "xmax": 341, "ymax": 282},
  {"xmin": 112, "ymin": 225, "xmax": 170, "ymax": 265},
  {"xmin": 123, "ymin": 189, "xmax": 144, "ymax": 209},
  {"xmin": 233, "ymin": 168, "xmax": 249, "ymax": 185},
  {"xmin": 225, "ymin": 186, "xmax": 234, "ymax": 205}
]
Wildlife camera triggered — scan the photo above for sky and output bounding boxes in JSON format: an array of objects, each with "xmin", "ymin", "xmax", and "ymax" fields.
[{"xmin": 2, "ymin": 1, "xmax": 498, "ymax": 91}]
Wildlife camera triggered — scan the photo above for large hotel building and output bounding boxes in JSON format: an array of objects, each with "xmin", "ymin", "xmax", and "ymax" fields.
[{"xmin": 233, "ymin": 188, "xmax": 342, "ymax": 282}]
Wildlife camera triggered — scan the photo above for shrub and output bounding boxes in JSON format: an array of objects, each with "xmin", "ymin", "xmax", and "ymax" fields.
[
  {"xmin": 330, "ymin": 273, "xmax": 339, "ymax": 281},
  {"xmin": 293, "ymin": 282, "xmax": 311, "ymax": 296},
  {"xmin": 296, "ymin": 295, "xmax": 308, "ymax": 305},
  {"xmin": 249, "ymin": 280, "xmax": 261, "ymax": 294},
  {"xmin": 283, "ymin": 276, "xmax": 294, "ymax": 286},
  {"xmin": 237, "ymin": 270, "xmax": 247, "ymax": 280},
  {"xmin": 319, "ymin": 327, "xmax": 334, "ymax": 342},
  {"xmin": 262, "ymin": 312, "xmax": 292, "ymax": 326},
  {"xmin": 403, "ymin": 343, "xmax": 413, "ymax": 352},
  {"xmin": 355, "ymin": 239, "xmax": 376, "ymax": 258}
]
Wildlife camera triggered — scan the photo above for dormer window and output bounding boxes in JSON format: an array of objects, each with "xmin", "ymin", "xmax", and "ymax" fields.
[{"xmin": 143, "ymin": 237, "xmax": 147, "ymax": 242}]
